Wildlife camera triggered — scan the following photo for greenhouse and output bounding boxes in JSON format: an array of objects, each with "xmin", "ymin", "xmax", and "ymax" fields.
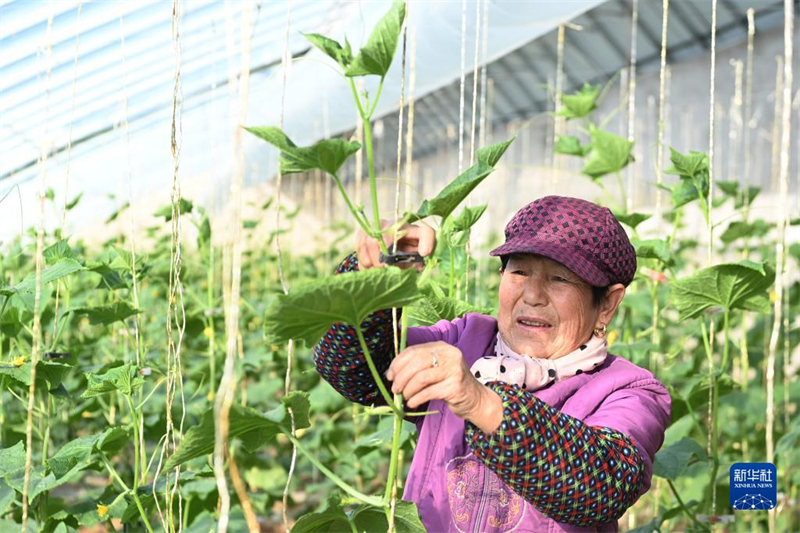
[{"xmin": 0, "ymin": 0, "xmax": 797, "ymax": 532}]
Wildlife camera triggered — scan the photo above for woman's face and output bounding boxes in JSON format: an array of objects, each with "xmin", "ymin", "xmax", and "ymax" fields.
[{"xmin": 497, "ymin": 254, "xmax": 624, "ymax": 359}]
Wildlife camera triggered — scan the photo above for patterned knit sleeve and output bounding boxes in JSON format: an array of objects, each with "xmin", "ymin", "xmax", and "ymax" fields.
[
  {"xmin": 312, "ymin": 252, "xmax": 397, "ymax": 406},
  {"xmin": 464, "ymin": 382, "xmax": 645, "ymax": 527}
]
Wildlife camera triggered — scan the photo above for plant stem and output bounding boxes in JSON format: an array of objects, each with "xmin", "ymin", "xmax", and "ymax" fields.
[
  {"xmin": 667, "ymin": 478, "xmax": 709, "ymax": 532},
  {"xmin": 125, "ymin": 394, "xmax": 154, "ymax": 533},
  {"xmin": 355, "ymin": 328, "xmax": 404, "ymax": 418},
  {"xmin": 700, "ymin": 319, "xmax": 719, "ymax": 521},
  {"xmin": 385, "ymin": 311, "xmax": 409, "ymax": 529},
  {"xmin": 284, "ymin": 431, "xmax": 385, "ymax": 508},
  {"xmin": 332, "ymin": 173, "xmax": 371, "ymax": 235},
  {"xmin": 616, "ymin": 171, "xmax": 628, "ymax": 212},
  {"xmin": 349, "ymin": 77, "xmax": 389, "ymax": 255},
  {"xmin": 721, "ymin": 310, "xmax": 730, "ymax": 373},
  {"xmin": 207, "ymin": 243, "xmax": 215, "ymax": 396},
  {"xmin": 368, "ymin": 78, "xmax": 385, "ymax": 118},
  {"xmin": 449, "ymin": 245, "xmax": 455, "ymax": 298}
]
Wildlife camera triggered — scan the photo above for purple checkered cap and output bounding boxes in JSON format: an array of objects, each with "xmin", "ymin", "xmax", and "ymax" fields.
[{"xmin": 490, "ymin": 196, "xmax": 637, "ymax": 287}]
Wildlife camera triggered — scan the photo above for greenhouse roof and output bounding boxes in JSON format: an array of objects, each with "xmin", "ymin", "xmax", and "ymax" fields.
[{"xmin": 0, "ymin": 0, "xmax": 792, "ymax": 240}]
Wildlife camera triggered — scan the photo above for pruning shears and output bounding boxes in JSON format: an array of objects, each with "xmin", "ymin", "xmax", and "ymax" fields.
[{"xmin": 379, "ymin": 251, "xmax": 425, "ymax": 266}]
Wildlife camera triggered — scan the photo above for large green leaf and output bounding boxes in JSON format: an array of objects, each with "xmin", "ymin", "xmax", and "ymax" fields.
[
  {"xmin": 0, "ymin": 361, "xmax": 71, "ymax": 390},
  {"xmin": 0, "ymin": 482, "xmax": 14, "ymax": 516},
  {"xmin": 81, "ymin": 364, "xmax": 144, "ymax": 399},
  {"xmin": 303, "ymin": 33, "xmax": 353, "ymax": 69},
  {"xmin": 554, "ymin": 135, "xmax": 589, "ymax": 157},
  {"xmin": 263, "ymin": 267, "xmax": 421, "ymax": 347},
  {"xmin": 581, "ymin": 127, "xmax": 634, "ymax": 179},
  {"xmin": 720, "ymin": 220, "xmax": 771, "ymax": 244},
  {"xmin": 164, "ymin": 391, "xmax": 310, "ymax": 471},
  {"xmin": 717, "ymin": 180, "xmax": 760, "ymax": 208},
  {"xmin": 670, "ymin": 260, "xmax": 775, "ymax": 320},
  {"xmin": 292, "ymin": 494, "xmax": 353, "ymax": 533},
  {"xmin": 556, "ymin": 83, "xmax": 599, "ymax": 119},
  {"xmin": 632, "ymin": 238, "xmax": 672, "ymax": 265},
  {"xmin": 72, "ymin": 302, "xmax": 139, "ymax": 325},
  {"xmin": 653, "ymin": 437, "xmax": 707, "ymax": 480},
  {"xmin": 663, "ymin": 148, "xmax": 709, "ymax": 211},
  {"xmin": 614, "ymin": 211, "xmax": 651, "ymax": 230},
  {"xmin": 154, "ymin": 198, "xmax": 193, "ymax": 221},
  {"xmin": 46, "ymin": 427, "xmax": 128, "ymax": 476},
  {"xmin": 0, "ymin": 442, "xmax": 25, "ymax": 477},
  {"xmin": 408, "ymin": 139, "xmax": 512, "ymax": 222},
  {"xmin": 345, "ymin": 0, "xmax": 405, "ymax": 77},
  {"xmin": 245, "ymin": 126, "xmax": 361, "ymax": 176},
  {"xmin": 656, "ymin": 179, "xmax": 701, "ymax": 210},
  {"xmin": 353, "ymin": 501, "xmax": 426, "ymax": 533},
  {"xmin": 412, "ymin": 163, "xmax": 494, "ymax": 221},
  {"xmin": 0, "ymin": 258, "xmax": 84, "ymax": 297},
  {"xmin": 448, "ymin": 204, "xmax": 487, "ymax": 234},
  {"xmin": 665, "ymin": 148, "xmax": 708, "ymax": 179},
  {"xmin": 43, "ymin": 239, "xmax": 77, "ymax": 265},
  {"xmin": 407, "ymin": 295, "xmax": 493, "ymax": 326},
  {"xmin": 475, "ymin": 137, "xmax": 514, "ymax": 167},
  {"xmin": 6, "ymin": 462, "xmax": 85, "ymax": 502}
]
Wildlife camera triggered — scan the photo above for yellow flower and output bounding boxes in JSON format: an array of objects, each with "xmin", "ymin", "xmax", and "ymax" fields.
[
  {"xmin": 607, "ymin": 329, "xmax": 619, "ymax": 346},
  {"xmin": 271, "ymin": 345, "xmax": 279, "ymax": 352},
  {"xmin": 770, "ymin": 290, "xmax": 778, "ymax": 303},
  {"xmin": 203, "ymin": 327, "xmax": 213, "ymax": 339},
  {"xmin": 207, "ymin": 391, "xmax": 215, "ymax": 402},
  {"xmin": 12, "ymin": 355, "xmax": 26, "ymax": 367},
  {"xmin": 97, "ymin": 504, "xmax": 109, "ymax": 518}
]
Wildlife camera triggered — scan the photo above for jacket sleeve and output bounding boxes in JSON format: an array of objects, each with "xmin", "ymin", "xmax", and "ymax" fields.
[
  {"xmin": 464, "ymin": 381, "xmax": 664, "ymax": 528},
  {"xmin": 312, "ymin": 252, "xmax": 397, "ymax": 406}
]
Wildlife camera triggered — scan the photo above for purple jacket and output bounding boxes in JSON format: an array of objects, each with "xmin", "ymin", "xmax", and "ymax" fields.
[{"xmin": 402, "ymin": 313, "xmax": 671, "ymax": 533}]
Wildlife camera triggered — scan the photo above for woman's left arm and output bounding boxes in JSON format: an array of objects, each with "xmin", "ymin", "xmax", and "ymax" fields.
[{"xmin": 465, "ymin": 382, "xmax": 667, "ymax": 528}]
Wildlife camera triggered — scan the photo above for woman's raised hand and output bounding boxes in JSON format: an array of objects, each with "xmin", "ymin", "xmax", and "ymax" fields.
[{"xmin": 356, "ymin": 220, "xmax": 435, "ymax": 271}]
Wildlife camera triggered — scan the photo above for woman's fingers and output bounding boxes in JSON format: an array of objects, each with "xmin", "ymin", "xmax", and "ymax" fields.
[
  {"xmin": 399, "ymin": 366, "xmax": 449, "ymax": 401},
  {"xmin": 387, "ymin": 342, "xmax": 454, "ymax": 394},
  {"xmin": 355, "ymin": 220, "xmax": 436, "ymax": 270},
  {"xmin": 403, "ymin": 224, "xmax": 435, "ymax": 257},
  {"xmin": 405, "ymin": 381, "xmax": 449, "ymax": 410}
]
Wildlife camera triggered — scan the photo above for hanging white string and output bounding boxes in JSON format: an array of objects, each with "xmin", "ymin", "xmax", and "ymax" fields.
[
  {"xmin": 655, "ymin": 0, "xmax": 669, "ymax": 226},
  {"xmin": 457, "ymin": 0, "xmax": 467, "ymax": 175},
  {"xmin": 214, "ymin": 1, "xmax": 255, "ymax": 531},
  {"xmin": 405, "ymin": 27, "xmax": 416, "ymax": 211},
  {"xmin": 707, "ymin": 0, "xmax": 717, "ymax": 268},
  {"xmin": 52, "ymin": 0, "xmax": 82, "ymax": 356},
  {"xmin": 388, "ymin": 18, "xmax": 408, "ymax": 533},
  {"xmin": 705, "ymin": 1, "xmax": 719, "ymax": 524},
  {"xmin": 626, "ymin": 0, "xmax": 638, "ymax": 213},
  {"xmin": 21, "ymin": 4, "xmax": 54, "ymax": 531},
  {"xmin": 478, "ymin": 0, "xmax": 489, "ymax": 150},
  {"xmin": 742, "ymin": 9, "xmax": 756, "ymax": 220},
  {"xmin": 464, "ymin": 0, "xmax": 481, "ymax": 303},
  {"xmin": 766, "ymin": 4, "xmax": 793, "ymax": 533},
  {"xmin": 275, "ymin": 1, "xmax": 296, "ymax": 532}
]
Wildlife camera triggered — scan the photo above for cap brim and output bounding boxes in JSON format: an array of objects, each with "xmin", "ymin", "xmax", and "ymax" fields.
[{"xmin": 489, "ymin": 237, "xmax": 612, "ymax": 287}]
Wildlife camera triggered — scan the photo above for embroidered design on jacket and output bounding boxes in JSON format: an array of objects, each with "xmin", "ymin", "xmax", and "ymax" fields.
[{"xmin": 446, "ymin": 452, "xmax": 525, "ymax": 532}]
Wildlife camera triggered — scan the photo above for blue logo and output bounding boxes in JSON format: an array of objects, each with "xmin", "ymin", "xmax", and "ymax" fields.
[{"xmin": 730, "ymin": 462, "xmax": 777, "ymax": 511}]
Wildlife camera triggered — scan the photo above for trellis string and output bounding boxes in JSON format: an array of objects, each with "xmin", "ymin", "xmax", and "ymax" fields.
[{"xmin": 21, "ymin": 5, "xmax": 54, "ymax": 530}]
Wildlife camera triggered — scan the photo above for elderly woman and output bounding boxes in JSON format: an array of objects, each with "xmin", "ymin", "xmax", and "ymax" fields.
[{"xmin": 314, "ymin": 195, "xmax": 671, "ymax": 533}]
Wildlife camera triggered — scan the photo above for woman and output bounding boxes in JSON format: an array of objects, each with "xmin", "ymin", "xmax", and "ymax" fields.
[{"xmin": 314, "ymin": 195, "xmax": 671, "ymax": 532}]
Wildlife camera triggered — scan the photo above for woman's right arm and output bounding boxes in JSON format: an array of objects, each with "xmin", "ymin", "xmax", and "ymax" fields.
[
  {"xmin": 313, "ymin": 222, "xmax": 436, "ymax": 406},
  {"xmin": 312, "ymin": 252, "xmax": 397, "ymax": 406}
]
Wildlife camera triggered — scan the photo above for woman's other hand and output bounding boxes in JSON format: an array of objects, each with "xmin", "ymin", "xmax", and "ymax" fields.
[
  {"xmin": 385, "ymin": 341, "xmax": 504, "ymax": 433},
  {"xmin": 356, "ymin": 220, "xmax": 435, "ymax": 271}
]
